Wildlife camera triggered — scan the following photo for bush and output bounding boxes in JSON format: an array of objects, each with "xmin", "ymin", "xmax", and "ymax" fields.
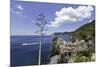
[
  {"xmin": 75, "ymin": 55, "xmax": 89, "ymax": 62},
  {"xmin": 75, "ymin": 50, "xmax": 92, "ymax": 62}
]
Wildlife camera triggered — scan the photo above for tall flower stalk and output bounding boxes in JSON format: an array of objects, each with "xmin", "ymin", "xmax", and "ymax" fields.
[{"xmin": 35, "ymin": 14, "xmax": 47, "ymax": 65}]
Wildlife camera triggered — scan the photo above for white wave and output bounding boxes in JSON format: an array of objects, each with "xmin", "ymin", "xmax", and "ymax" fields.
[{"xmin": 22, "ymin": 42, "xmax": 39, "ymax": 46}]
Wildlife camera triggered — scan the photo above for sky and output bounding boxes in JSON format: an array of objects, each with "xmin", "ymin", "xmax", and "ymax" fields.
[{"xmin": 11, "ymin": 0, "xmax": 95, "ymax": 35}]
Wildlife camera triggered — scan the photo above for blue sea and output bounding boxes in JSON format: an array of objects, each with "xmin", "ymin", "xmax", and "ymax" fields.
[{"xmin": 10, "ymin": 35, "xmax": 53, "ymax": 66}]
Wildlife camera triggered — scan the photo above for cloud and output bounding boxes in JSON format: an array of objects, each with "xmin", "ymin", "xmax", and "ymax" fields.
[
  {"xmin": 47, "ymin": 5, "xmax": 94, "ymax": 27},
  {"xmin": 11, "ymin": 4, "xmax": 27, "ymax": 18},
  {"xmin": 16, "ymin": 4, "xmax": 23, "ymax": 11},
  {"xmin": 15, "ymin": 4, "xmax": 23, "ymax": 15}
]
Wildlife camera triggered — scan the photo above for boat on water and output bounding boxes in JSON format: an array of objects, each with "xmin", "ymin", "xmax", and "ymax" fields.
[{"xmin": 22, "ymin": 42, "xmax": 39, "ymax": 46}]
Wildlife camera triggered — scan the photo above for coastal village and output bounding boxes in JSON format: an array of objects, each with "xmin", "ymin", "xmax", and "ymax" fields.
[
  {"xmin": 50, "ymin": 35, "xmax": 95, "ymax": 64},
  {"xmin": 50, "ymin": 20, "xmax": 95, "ymax": 64}
]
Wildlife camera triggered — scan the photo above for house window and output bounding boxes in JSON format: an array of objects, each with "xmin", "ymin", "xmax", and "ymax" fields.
[
  {"xmin": 68, "ymin": 52, "xmax": 71, "ymax": 57},
  {"xmin": 64, "ymin": 52, "xmax": 68, "ymax": 56}
]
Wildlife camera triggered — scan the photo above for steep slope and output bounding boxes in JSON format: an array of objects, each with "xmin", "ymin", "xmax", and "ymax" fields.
[{"xmin": 72, "ymin": 20, "xmax": 95, "ymax": 41}]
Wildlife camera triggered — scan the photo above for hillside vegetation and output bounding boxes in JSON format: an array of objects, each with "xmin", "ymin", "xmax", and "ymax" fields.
[{"xmin": 72, "ymin": 20, "xmax": 95, "ymax": 41}]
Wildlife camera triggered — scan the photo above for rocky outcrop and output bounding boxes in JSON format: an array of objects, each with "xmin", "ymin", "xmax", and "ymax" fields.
[{"xmin": 51, "ymin": 36, "xmax": 95, "ymax": 63}]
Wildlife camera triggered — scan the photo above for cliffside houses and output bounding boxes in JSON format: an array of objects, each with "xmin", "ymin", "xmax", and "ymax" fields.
[{"xmin": 53, "ymin": 36, "xmax": 94, "ymax": 63}]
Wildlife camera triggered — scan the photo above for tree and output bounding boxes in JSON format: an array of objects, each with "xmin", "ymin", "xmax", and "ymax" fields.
[{"xmin": 35, "ymin": 14, "xmax": 47, "ymax": 65}]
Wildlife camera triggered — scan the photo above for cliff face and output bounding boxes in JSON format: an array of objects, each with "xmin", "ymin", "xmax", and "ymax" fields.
[
  {"xmin": 52, "ymin": 32, "xmax": 73, "ymax": 42},
  {"xmin": 72, "ymin": 20, "xmax": 95, "ymax": 41}
]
